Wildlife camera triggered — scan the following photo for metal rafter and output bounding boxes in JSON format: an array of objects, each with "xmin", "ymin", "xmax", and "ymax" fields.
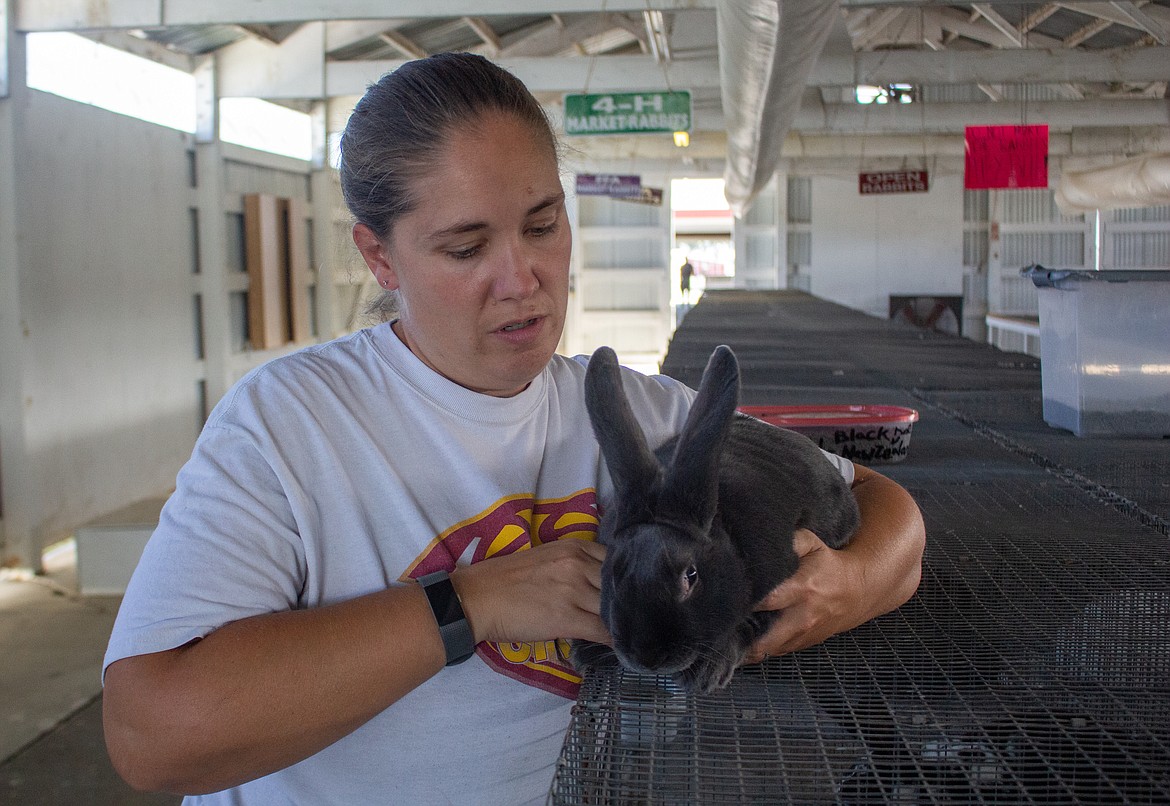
[
  {"xmin": 972, "ymin": 4, "xmax": 1023, "ymax": 47},
  {"xmin": 642, "ymin": 9, "xmax": 670, "ymax": 63},
  {"xmin": 1020, "ymin": 3, "xmax": 1060, "ymax": 33},
  {"xmin": 853, "ymin": 6, "xmax": 904, "ymax": 51},
  {"xmin": 1110, "ymin": 1, "xmax": 1169, "ymax": 44},
  {"xmin": 1064, "ymin": 15, "xmax": 1114, "ymax": 47},
  {"xmin": 462, "ymin": 17, "xmax": 502, "ymax": 55},
  {"xmin": 12, "ymin": 0, "xmax": 1169, "ymax": 148},
  {"xmin": 378, "ymin": 30, "xmax": 427, "ymax": 60},
  {"xmin": 498, "ymin": 14, "xmax": 636, "ymax": 58}
]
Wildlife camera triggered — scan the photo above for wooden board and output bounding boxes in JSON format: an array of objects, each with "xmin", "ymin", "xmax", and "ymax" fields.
[
  {"xmin": 282, "ymin": 197, "xmax": 312, "ymax": 343},
  {"xmin": 243, "ymin": 193, "xmax": 288, "ymax": 349}
]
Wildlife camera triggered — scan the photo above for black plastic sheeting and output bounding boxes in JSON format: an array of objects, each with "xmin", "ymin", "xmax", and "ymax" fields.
[{"xmin": 551, "ymin": 291, "xmax": 1170, "ymax": 804}]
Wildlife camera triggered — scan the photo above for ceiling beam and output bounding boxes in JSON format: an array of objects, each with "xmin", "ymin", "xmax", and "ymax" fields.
[
  {"xmin": 839, "ymin": 0, "xmax": 1131, "ymax": 4},
  {"xmin": 378, "ymin": 30, "xmax": 427, "ymax": 59},
  {"xmin": 972, "ymin": 4, "xmax": 1023, "ymax": 47},
  {"xmin": 1054, "ymin": 1, "xmax": 1157, "ymax": 30},
  {"xmin": 1064, "ymin": 16, "xmax": 1114, "ymax": 47},
  {"xmin": 840, "ymin": 44, "xmax": 1170, "ymax": 88},
  {"xmin": 497, "ymin": 15, "xmax": 637, "ymax": 58},
  {"xmin": 463, "ymin": 17, "xmax": 502, "ymax": 55},
  {"xmin": 607, "ymin": 13, "xmax": 650, "ymax": 53},
  {"xmin": 219, "ymin": 21, "xmax": 326, "ymax": 98},
  {"xmin": 215, "ymin": 35, "xmax": 1170, "ymax": 101},
  {"xmin": 1109, "ymin": 1, "xmax": 1169, "ymax": 44},
  {"xmin": 852, "ymin": 7, "xmax": 903, "ymax": 51},
  {"xmin": 1019, "ymin": 3, "xmax": 1060, "ymax": 33},
  {"xmin": 929, "ymin": 6, "xmax": 1061, "ymax": 49},
  {"xmin": 802, "ymin": 98, "xmax": 1169, "ymax": 133},
  {"xmin": 85, "ymin": 30, "xmax": 195, "ymax": 72},
  {"xmin": 325, "ymin": 20, "xmax": 412, "ymax": 53},
  {"xmin": 324, "ymin": 54, "xmax": 724, "ymax": 98},
  {"xmin": 977, "ymin": 84, "xmax": 1005, "ymax": 102},
  {"xmin": 642, "ymin": 9, "xmax": 670, "ymax": 63},
  {"xmin": 14, "ymin": 0, "xmax": 716, "ymax": 31}
]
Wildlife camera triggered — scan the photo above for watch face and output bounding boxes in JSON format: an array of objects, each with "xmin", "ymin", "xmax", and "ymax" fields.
[
  {"xmin": 420, "ymin": 572, "xmax": 474, "ymax": 665},
  {"xmin": 431, "ymin": 580, "xmax": 464, "ymax": 626}
]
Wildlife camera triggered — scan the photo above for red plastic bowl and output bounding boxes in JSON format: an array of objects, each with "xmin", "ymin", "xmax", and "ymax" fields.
[{"xmin": 739, "ymin": 405, "xmax": 920, "ymax": 464}]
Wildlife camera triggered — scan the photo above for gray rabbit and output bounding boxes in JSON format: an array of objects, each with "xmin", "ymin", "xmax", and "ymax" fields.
[{"xmin": 573, "ymin": 345, "xmax": 860, "ymax": 694}]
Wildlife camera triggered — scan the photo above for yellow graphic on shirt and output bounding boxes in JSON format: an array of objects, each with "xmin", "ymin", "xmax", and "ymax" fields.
[{"xmin": 402, "ymin": 490, "xmax": 598, "ymax": 699}]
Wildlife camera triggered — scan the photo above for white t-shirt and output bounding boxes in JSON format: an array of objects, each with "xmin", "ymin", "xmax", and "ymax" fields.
[{"xmin": 104, "ymin": 322, "xmax": 852, "ymax": 805}]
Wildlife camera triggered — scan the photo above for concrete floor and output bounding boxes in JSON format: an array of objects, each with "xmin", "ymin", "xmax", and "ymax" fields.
[{"xmin": 0, "ymin": 543, "xmax": 179, "ymax": 805}]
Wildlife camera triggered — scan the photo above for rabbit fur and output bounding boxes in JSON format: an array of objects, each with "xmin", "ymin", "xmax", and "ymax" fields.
[{"xmin": 572, "ymin": 345, "xmax": 860, "ymax": 694}]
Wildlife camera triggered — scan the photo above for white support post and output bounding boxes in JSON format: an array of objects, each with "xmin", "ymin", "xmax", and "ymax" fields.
[
  {"xmin": 775, "ymin": 165, "xmax": 789, "ymax": 290},
  {"xmin": 0, "ymin": 0, "xmax": 8, "ymax": 98},
  {"xmin": 731, "ymin": 212, "xmax": 746, "ymax": 291},
  {"xmin": 0, "ymin": 4, "xmax": 32, "ymax": 566},
  {"xmin": 192, "ymin": 54, "xmax": 233, "ymax": 409},
  {"xmin": 987, "ymin": 190, "xmax": 1004, "ymax": 315},
  {"xmin": 1092, "ymin": 208, "xmax": 1104, "ymax": 271},
  {"xmin": 194, "ymin": 54, "xmax": 217, "ymax": 144},
  {"xmin": 309, "ymin": 99, "xmax": 339, "ymax": 341},
  {"xmin": 310, "ymin": 170, "xmax": 339, "ymax": 341},
  {"xmin": 732, "ymin": 173, "xmax": 783, "ymax": 290}
]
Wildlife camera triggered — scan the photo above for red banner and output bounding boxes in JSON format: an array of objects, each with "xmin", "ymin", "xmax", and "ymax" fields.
[
  {"xmin": 859, "ymin": 171, "xmax": 929, "ymax": 195},
  {"xmin": 964, "ymin": 125, "xmax": 1048, "ymax": 189}
]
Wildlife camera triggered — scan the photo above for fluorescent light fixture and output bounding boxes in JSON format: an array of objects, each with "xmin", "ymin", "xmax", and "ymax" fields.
[{"xmin": 673, "ymin": 131, "xmax": 690, "ymax": 148}]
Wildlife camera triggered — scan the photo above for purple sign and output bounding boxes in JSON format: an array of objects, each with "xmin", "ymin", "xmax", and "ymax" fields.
[{"xmin": 575, "ymin": 173, "xmax": 642, "ymax": 199}]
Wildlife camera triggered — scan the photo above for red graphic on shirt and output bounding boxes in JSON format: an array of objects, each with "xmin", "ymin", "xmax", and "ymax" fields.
[{"xmin": 402, "ymin": 490, "xmax": 598, "ymax": 699}]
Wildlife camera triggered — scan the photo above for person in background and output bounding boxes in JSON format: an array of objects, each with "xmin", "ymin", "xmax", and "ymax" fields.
[
  {"xmin": 102, "ymin": 52, "xmax": 925, "ymax": 805},
  {"xmin": 680, "ymin": 255, "xmax": 695, "ymax": 301}
]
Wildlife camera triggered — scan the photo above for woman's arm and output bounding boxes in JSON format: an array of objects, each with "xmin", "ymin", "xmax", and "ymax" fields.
[
  {"xmin": 103, "ymin": 537, "xmax": 607, "ymax": 795},
  {"xmin": 747, "ymin": 463, "xmax": 925, "ymax": 659}
]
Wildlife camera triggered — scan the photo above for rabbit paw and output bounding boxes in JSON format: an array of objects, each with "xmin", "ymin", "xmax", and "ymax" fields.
[
  {"xmin": 676, "ymin": 653, "xmax": 737, "ymax": 694},
  {"xmin": 569, "ymin": 639, "xmax": 620, "ymax": 677}
]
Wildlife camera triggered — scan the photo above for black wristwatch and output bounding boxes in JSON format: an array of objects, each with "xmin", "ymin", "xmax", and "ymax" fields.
[{"xmin": 418, "ymin": 570, "xmax": 475, "ymax": 666}]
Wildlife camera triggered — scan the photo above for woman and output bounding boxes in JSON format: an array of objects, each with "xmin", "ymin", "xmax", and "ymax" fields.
[{"xmin": 103, "ymin": 52, "xmax": 924, "ymax": 804}]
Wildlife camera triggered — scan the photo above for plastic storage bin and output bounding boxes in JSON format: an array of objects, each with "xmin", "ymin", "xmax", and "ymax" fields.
[
  {"xmin": 739, "ymin": 405, "xmax": 919, "ymax": 463},
  {"xmin": 1025, "ymin": 265, "xmax": 1170, "ymax": 437}
]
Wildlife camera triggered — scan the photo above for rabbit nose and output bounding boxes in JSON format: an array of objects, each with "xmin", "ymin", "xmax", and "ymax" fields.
[{"xmin": 635, "ymin": 644, "xmax": 673, "ymax": 671}]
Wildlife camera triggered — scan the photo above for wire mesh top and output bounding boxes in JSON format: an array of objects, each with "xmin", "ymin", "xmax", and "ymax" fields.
[{"xmin": 551, "ymin": 291, "xmax": 1170, "ymax": 805}]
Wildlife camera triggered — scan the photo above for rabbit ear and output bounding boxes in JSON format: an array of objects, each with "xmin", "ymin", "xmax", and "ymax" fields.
[
  {"xmin": 661, "ymin": 345, "xmax": 739, "ymax": 527},
  {"xmin": 585, "ymin": 346, "xmax": 661, "ymax": 525}
]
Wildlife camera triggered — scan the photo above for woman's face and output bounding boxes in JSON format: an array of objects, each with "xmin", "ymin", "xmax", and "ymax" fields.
[{"xmin": 354, "ymin": 112, "xmax": 571, "ymax": 398}]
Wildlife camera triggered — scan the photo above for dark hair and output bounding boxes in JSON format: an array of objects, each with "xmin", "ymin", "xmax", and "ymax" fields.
[{"xmin": 339, "ymin": 51, "xmax": 558, "ymax": 241}]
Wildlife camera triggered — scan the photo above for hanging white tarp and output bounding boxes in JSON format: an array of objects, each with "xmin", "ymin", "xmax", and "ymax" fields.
[
  {"xmin": 1055, "ymin": 153, "xmax": 1170, "ymax": 214},
  {"xmin": 717, "ymin": 0, "xmax": 839, "ymax": 218}
]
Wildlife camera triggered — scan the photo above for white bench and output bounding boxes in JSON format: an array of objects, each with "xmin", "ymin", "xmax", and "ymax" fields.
[
  {"xmin": 75, "ymin": 497, "xmax": 167, "ymax": 595},
  {"xmin": 985, "ymin": 313, "xmax": 1041, "ymax": 358}
]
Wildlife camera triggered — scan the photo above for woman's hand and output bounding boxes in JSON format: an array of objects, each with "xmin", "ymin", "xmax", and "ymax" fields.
[
  {"xmin": 745, "ymin": 464, "xmax": 925, "ymax": 662},
  {"xmin": 744, "ymin": 528, "xmax": 859, "ymax": 660},
  {"xmin": 103, "ymin": 537, "xmax": 609, "ymax": 795},
  {"xmin": 453, "ymin": 537, "xmax": 611, "ymax": 647}
]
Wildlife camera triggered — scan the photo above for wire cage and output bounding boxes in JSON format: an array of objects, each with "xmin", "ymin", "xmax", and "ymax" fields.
[
  {"xmin": 551, "ymin": 489, "xmax": 1170, "ymax": 804},
  {"xmin": 553, "ymin": 291, "xmax": 1170, "ymax": 805}
]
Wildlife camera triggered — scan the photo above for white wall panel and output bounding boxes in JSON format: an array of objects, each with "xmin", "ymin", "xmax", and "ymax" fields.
[
  {"xmin": 810, "ymin": 173, "xmax": 964, "ymax": 317},
  {"xmin": 16, "ymin": 90, "xmax": 197, "ymax": 551},
  {"xmin": 572, "ymin": 187, "xmax": 671, "ymax": 360}
]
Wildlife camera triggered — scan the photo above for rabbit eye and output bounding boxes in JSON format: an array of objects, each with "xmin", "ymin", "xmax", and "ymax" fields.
[{"xmin": 680, "ymin": 565, "xmax": 699, "ymax": 597}]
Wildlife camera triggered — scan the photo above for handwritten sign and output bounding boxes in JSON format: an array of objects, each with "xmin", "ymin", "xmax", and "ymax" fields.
[
  {"xmin": 964, "ymin": 125, "xmax": 1049, "ymax": 189},
  {"xmin": 808, "ymin": 424, "xmax": 915, "ymax": 464},
  {"xmin": 859, "ymin": 170, "xmax": 929, "ymax": 195}
]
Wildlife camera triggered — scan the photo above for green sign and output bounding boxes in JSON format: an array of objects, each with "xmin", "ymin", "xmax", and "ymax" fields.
[{"xmin": 563, "ymin": 91, "xmax": 691, "ymax": 136}]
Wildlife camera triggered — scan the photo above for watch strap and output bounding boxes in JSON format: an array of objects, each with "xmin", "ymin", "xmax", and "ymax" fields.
[{"xmin": 418, "ymin": 570, "xmax": 475, "ymax": 666}]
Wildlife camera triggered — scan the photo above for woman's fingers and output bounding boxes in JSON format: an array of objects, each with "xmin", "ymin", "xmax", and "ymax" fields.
[{"xmin": 453, "ymin": 538, "xmax": 609, "ymax": 645}]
